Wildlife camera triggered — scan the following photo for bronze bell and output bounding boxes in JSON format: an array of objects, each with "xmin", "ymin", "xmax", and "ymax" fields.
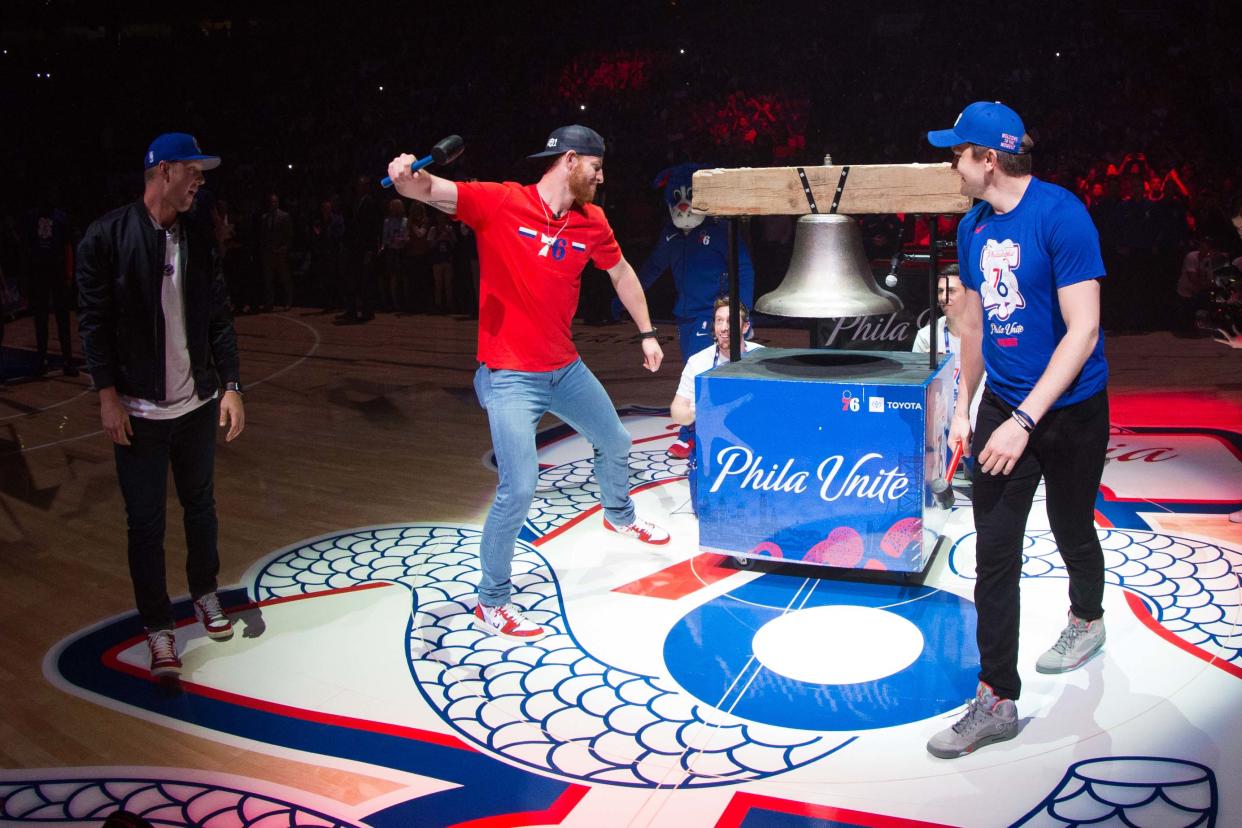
[{"xmin": 756, "ymin": 214, "xmax": 902, "ymax": 318}]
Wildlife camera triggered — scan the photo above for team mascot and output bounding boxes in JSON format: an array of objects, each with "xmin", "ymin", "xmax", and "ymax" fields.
[{"xmin": 620, "ymin": 163, "xmax": 755, "ymax": 458}]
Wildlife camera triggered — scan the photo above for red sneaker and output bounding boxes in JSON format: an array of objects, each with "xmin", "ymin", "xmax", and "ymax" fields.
[
  {"xmin": 603, "ymin": 516, "xmax": 671, "ymax": 545},
  {"xmin": 146, "ymin": 629, "xmax": 181, "ymax": 678},
  {"xmin": 193, "ymin": 592, "xmax": 234, "ymax": 640},
  {"xmin": 667, "ymin": 438, "xmax": 694, "ymax": 460},
  {"xmin": 474, "ymin": 603, "xmax": 548, "ymax": 642}
]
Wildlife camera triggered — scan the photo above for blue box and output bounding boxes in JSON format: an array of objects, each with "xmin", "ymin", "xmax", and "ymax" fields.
[{"xmin": 695, "ymin": 348, "xmax": 954, "ymax": 573}]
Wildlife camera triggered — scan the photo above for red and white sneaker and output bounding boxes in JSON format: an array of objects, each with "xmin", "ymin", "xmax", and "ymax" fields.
[
  {"xmin": 603, "ymin": 516, "xmax": 671, "ymax": 545},
  {"xmin": 474, "ymin": 603, "xmax": 548, "ymax": 642},
  {"xmin": 146, "ymin": 629, "xmax": 181, "ymax": 678},
  {"xmin": 667, "ymin": 438, "xmax": 694, "ymax": 460},
  {"xmin": 193, "ymin": 592, "xmax": 234, "ymax": 640}
]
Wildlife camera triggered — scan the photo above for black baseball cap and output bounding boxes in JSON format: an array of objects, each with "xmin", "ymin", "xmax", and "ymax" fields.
[{"xmin": 528, "ymin": 124, "xmax": 606, "ymax": 159}]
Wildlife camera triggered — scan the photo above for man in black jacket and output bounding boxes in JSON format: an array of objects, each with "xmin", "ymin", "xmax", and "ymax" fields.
[{"xmin": 77, "ymin": 133, "xmax": 246, "ymax": 679}]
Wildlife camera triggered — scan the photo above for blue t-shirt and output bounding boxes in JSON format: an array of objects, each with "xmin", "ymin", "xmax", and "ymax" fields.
[{"xmin": 957, "ymin": 177, "xmax": 1108, "ymax": 409}]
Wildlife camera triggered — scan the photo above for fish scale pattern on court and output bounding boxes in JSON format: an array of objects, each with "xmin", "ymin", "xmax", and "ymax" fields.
[
  {"xmin": 0, "ymin": 777, "xmax": 358, "ymax": 827},
  {"xmin": 525, "ymin": 448, "xmax": 684, "ymax": 538},
  {"xmin": 251, "ymin": 525, "xmax": 845, "ymax": 787},
  {"xmin": 1011, "ymin": 757, "xmax": 1218, "ymax": 826},
  {"xmin": 952, "ymin": 528, "xmax": 1242, "ymax": 669}
]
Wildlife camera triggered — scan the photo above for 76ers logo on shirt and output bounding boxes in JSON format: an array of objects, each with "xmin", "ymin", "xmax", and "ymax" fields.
[{"xmin": 979, "ymin": 238, "xmax": 1026, "ymax": 322}]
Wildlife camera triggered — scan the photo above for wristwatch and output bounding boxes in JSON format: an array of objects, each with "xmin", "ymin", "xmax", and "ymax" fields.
[
  {"xmin": 224, "ymin": 381, "xmax": 244, "ymax": 396},
  {"xmin": 639, "ymin": 328, "xmax": 659, "ymax": 339}
]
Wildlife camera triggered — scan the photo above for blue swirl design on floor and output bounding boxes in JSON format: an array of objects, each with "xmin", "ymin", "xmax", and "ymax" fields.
[
  {"xmin": 0, "ymin": 775, "xmax": 359, "ymax": 827},
  {"xmin": 252, "ymin": 523, "xmax": 845, "ymax": 787},
  {"xmin": 949, "ymin": 528, "xmax": 1242, "ymax": 669}
]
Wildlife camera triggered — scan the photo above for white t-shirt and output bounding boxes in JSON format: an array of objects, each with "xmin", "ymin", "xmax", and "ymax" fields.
[
  {"xmin": 912, "ymin": 317, "xmax": 982, "ymax": 426},
  {"xmin": 121, "ymin": 219, "xmax": 214, "ymax": 420},
  {"xmin": 675, "ymin": 340, "xmax": 765, "ymax": 402}
]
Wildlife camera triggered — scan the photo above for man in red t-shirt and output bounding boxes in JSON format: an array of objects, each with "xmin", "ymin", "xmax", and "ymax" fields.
[{"xmin": 388, "ymin": 125, "xmax": 671, "ymax": 642}]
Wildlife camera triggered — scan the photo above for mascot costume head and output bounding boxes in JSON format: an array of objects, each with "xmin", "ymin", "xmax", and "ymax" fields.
[{"xmin": 653, "ymin": 163, "xmax": 708, "ymax": 232}]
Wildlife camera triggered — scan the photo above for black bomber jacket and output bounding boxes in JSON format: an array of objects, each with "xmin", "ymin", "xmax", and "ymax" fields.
[{"xmin": 75, "ymin": 200, "xmax": 240, "ymax": 401}]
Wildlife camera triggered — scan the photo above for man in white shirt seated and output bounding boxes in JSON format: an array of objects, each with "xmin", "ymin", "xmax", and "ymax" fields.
[
  {"xmin": 913, "ymin": 265, "xmax": 983, "ymax": 430},
  {"xmin": 670, "ymin": 297, "xmax": 764, "ymax": 510},
  {"xmin": 913, "ymin": 266, "xmax": 980, "ymax": 483}
]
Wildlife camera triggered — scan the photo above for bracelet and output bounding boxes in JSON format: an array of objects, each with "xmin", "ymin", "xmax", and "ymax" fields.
[
  {"xmin": 224, "ymin": 381, "xmax": 245, "ymax": 397},
  {"xmin": 1011, "ymin": 408, "xmax": 1035, "ymax": 432},
  {"xmin": 639, "ymin": 328, "xmax": 659, "ymax": 339}
]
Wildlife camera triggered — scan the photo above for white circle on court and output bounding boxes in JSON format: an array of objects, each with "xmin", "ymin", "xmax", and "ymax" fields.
[{"xmin": 752, "ymin": 605, "xmax": 925, "ymax": 685}]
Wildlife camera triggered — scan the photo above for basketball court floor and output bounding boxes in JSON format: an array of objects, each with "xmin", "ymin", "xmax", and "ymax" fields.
[{"xmin": 0, "ymin": 311, "xmax": 1239, "ymax": 827}]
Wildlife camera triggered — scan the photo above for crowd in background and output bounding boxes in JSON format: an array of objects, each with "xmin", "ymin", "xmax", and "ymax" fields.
[{"xmin": 1, "ymin": 1, "xmax": 1239, "ymax": 369}]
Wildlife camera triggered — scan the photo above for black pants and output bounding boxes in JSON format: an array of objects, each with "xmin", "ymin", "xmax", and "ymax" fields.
[
  {"xmin": 261, "ymin": 250, "xmax": 293, "ymax": 308},
  {"xmin": 28, "ymin": 264, "xmax": 74, "ymax": 366},
  {"xmin": 114, "ymin": 400, "xmax": 220, "ymax": 630},
  {"xmin": 972, "ymin": 387, "xmax": 1109, "ymax": 700},
  {"xmin": 341, "ymin": 250, "xmax": 375, "ymax": 318}
]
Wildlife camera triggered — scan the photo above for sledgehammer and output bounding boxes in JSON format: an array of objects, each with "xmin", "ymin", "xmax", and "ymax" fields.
[{"xmin": 932, "ymin": 440, "xmax": 965, "ymax": 508}]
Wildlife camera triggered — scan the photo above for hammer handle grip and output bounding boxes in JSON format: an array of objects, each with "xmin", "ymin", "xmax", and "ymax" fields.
[
  {"xmin": 946, "ymin": 440, "xmax": 965, "ymax": 481},
  {"xmin": 381, "ymin": 153, "xmax": 435, "ymax": 189}
]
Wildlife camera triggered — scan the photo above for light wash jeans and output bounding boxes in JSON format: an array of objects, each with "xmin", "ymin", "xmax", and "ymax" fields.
[{"xmin": 473, "ymin": 358, "xmax": 636, "ymax": 606}]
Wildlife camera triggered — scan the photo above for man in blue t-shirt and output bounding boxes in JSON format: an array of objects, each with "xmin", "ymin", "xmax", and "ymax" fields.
[{"xmin": 922, "ymin": 102, "xmax": 1110, "ymax": 760}]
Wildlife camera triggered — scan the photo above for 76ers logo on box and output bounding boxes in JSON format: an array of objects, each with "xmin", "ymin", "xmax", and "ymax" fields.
[
  {"xmin": 980, "ymin": 238, "xmax": 1025, "ymax": 321},
  {"xmin": 841, "ymin": 390, "xmax": 860, "ymax": 412}
]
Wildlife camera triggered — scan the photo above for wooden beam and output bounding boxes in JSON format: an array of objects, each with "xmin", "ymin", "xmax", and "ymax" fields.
[{"xmin": 691, "ymin": 163, "xmax": 971, "ymax": 216}]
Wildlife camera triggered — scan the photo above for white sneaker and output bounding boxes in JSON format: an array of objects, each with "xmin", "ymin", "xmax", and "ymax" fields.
[
  {"xmin": 474, "ymin": 603, "xmax": 548, "ymax": 642},
  {"xmin": 603, "ymin": 516, "xmax": 670, "ymax": 545}
]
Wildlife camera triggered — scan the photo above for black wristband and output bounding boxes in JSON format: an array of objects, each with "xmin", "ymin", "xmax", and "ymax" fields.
[
  {"xmin": 224, "ymin": 381, "xmax": 244, "ymax": 396},
  {"xmin": 639, "ymin": 328, "xmax": 659, "ymax": 339}
]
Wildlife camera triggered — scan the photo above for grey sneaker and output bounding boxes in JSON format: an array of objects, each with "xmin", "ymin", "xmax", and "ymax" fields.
[
  {"xmin": 927, "ymin": 683, "xmax": 1018, "ymax": 759},
  {"xmin": 1036, "ymin": 612, "xmax": 1105, "ymax": 674}
]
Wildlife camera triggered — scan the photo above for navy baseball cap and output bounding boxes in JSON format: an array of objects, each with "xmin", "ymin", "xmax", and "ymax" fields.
[
  {"xmin": 144, "ymin": 133, "xmax": 221, "ymax": 170},
  {"xmin": 528, "ymin": 124, "xmax": 606, "ymax": 159},
  {"xmin": 927, "ymin": 102, "xmax": 1027, "ymax": 154}
]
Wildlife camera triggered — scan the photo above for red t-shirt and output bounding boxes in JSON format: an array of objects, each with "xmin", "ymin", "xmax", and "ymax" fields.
[{"xmin": 454, "ymin": 181, "xmax": 623, "ymax": 371}]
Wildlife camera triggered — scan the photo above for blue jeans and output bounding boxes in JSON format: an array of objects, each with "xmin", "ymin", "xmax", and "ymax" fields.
[{"xmin": 474, "ymin": 358, "xmax": 636, "ymax": 606}]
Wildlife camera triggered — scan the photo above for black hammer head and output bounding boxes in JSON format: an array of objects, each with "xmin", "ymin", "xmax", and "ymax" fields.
[{"xmin": 431, "ymin": 135, "xmax": 465, "ymax": 166}]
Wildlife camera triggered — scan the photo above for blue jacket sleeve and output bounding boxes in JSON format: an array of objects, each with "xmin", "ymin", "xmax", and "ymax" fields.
[{"xmin": 613, "ymin": 232, "xmax": 676, "ymax": 319}]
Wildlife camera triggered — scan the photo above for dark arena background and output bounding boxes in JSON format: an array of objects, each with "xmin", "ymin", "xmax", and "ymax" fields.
[{"xmin": 1, "ymin": 2, "xmax": 1241, "ymax": 827}]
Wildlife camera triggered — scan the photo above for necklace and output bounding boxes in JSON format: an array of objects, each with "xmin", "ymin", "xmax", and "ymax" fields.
[{"xmin": 537, "ymin": 195, "xmax": 570, "ymax": 257}]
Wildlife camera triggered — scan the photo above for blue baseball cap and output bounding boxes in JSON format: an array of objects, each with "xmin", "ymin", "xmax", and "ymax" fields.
[
  {"xmin": 144, "ymin": 133, "xmax": 221, "ymax": 170},
  {"xmin": 927, "ymin": 101, "xmax": 1027, "ymax": 154},
  {"xmin": 528, "ymin": 124, "xmax": 605, "ymax": 158}
]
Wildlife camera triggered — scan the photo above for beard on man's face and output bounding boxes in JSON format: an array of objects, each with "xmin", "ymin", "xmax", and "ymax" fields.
[{"xmin": 569, "ymin": 168, "xmax": 597, "ymax": 205}]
